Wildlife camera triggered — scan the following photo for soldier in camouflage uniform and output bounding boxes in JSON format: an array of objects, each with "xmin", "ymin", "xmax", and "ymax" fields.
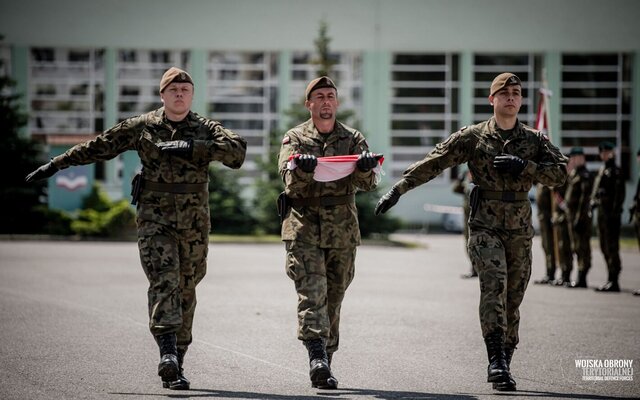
[
  {"xmin": 278, "ymin": 76, "xmax": 379, "ymax": 389},
  {"xmin": 26, "ymin": 67, "xmax": 247, "ymax": 390},
  {"xmin": 375, "ymin": 73, "xmax": 567, "ymax": 391},
  {"xmin": 453, "ymin": 167, "xmax": 477, "ymax": 278},
  {"xmin": 551, "ymin": 181, "xmax": 573, "ymax": 286},
  {"xmin": 564, "ymin": 147, "xmax": 593, "ymax": 288},
  {"xmin": 630, "ymin": 149, "xmax": 640, "ymax": 252},
  {"xmin": 590, "ymin": 141, "xmax": 625, "ymax": 292},
  {"xmin": 632, "ymin": 149, "xmax": 640, "ymax": 296},
  {"xmin": 533, "ymin": 184, "xmax": 557, "ymax": 284}
]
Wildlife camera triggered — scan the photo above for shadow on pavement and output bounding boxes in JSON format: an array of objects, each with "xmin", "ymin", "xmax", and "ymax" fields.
[
  {"xmin": 110, "ymin": 388, "xmax": 478, "ymax": 399},
  {"xmin": 486, "ymin": 390, "xmax": 633, "ymax": 399}
]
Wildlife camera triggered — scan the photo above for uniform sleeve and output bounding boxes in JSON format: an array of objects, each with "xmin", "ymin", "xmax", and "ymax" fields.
[
  {"xmin": 349, "ymin": 130, "xmax": 378, "ymax": 192},
  {"xmin": 613, "ymin": 168, "xmax": 626, "ymax": 214},
  {"xmin": 193, "ymin": 120, "xmax": 247, "ymax": 169},
  {"xmin": 522, "ymin": 133, "xmax": 568, "ymax": 188},
  {"xmin": 51, "ymin": 115, "xmax": 143, "ymax": 170},
  {"xmin": 278, "ymin": 131, "xmax": 314, "ymax": 194},
  {"xmin": 394, "ymin": 129, "xmax": 471, "ymax": 195},
  {"xmin": 578, "ymin": 172, "xmax": 593, "ymax": 221}
]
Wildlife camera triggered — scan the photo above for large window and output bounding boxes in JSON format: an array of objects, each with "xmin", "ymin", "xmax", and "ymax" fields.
[
  {"xmin": 389, "ymin": 53, "xmax": 459, "ymax": 180},
  {"xmin": 206, "ymin": 51, "xmax": 278, "ymax": 182},
  {"xmin": 29, "ymin": 48, "xmax": 105, "ymax": 134},
  {"xmin": 117, "ymin": 49, "xmax": 190, "ymax": 120},
  {"xmin": 561, "ymin": 53, "xmax": 632, "ymax": 177}
]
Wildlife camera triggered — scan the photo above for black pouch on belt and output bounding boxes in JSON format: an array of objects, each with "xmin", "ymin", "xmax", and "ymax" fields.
[
  {"xmin": 276, "ymin": 191, "xmax": 292, "ymax": 224},
  {"xmin": 469, "ymin": 184, "xmax": 480, "ymax": 219},
  {"xmin": 130, "ymin": 172, "xmax": 143, "ymax": 205}
]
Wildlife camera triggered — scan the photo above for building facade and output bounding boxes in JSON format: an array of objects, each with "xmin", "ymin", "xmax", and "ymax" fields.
[{"xmin": 1, "ymin": 0, "xmax": 639, "ymax": 225}]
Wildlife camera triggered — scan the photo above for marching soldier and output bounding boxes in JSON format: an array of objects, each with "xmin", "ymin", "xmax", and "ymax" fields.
[
  {"xmin": 564, "ymin": 147, "xmax": 593, "ymax": 288},
  {"xmin": 26, "ymin": 67, "xmax": 247, "ymax": 390},
  {"xmin": 375, "ymin": 73, "xmax": 567, "ymax": 391},
  {"xmin": 278, "ymin": 76, "xmax": 380, "ymax": 389},
  {"xmin": 590, "ymin": 141, "xmax": 625, "ymax": 292}
]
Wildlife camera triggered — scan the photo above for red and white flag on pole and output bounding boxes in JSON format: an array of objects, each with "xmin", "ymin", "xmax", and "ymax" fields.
[
  {"xmin": 534, "ymin": 95, "xmax": 547, "ymax": 133},
  {"xmin": 535, "ymin": 88, "xmax": 552, "ymax": 134},
  {"xmin": 535, "ymin": 66, "xmax": 553, "ymax": 139},
  {"xmin": 287, "ymin": 154, "xmax": 384, "ymax": 182}
]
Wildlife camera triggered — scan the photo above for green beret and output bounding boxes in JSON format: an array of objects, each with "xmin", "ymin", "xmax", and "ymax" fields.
[
  {"xmin": 569, "ymin": 147, "xmax": 584, "ymax": 156},
  {"xmin": 598, "ymin": 141, "xmax": 615, "ymax": 151}
]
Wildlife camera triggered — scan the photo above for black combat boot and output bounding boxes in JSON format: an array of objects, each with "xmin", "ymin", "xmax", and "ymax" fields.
[
  {"xmin": 533, "ymin": 269, "xmax": 555, "ymax": 284},
  {"xmin": 304, "ymin": 339, "xmax": 338, "ymax": 389},
  {"xmin": 155, "ymin": 333, "xmax": 179, "ymax": 384},
  {"xmin": 569, "ymin": 271, "xmax": 587, "ymax": 288},
  {"xmin": 484, "ymin": 332, "xmax": 510, "ymax": 384},
  {"xmin": 163, "ymin": 346, "xmax": 190, "ymax": 390},
  {"xmin": 554, "ymin": 271, "xmax": 572, "ymax": 287},
  {"xmin": 493, "ymin": 345, "xmax": 517, "ymax": 391},
  {"xmin": 595, "ymin": 272, "xmax": 620, "ymax": 292}
]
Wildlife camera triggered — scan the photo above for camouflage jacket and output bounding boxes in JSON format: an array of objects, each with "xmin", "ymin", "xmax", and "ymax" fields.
[
  {"xmin": 278, "ymin": 119, "xmax": 378, "ymax": 248},
  {"xmin": 394, "ymin": 117, "xmax": 567, "ymax": 231},
  {"xmin": 552, "ymin": 181, "xmax": 569, "ymax": 224},
  {"xmin": 535, "ymin": 184, "xmax": 553, "ymax": 219},
  {"xmin": 564, "ymin": 165, "xmax": 593, "ymax": 226},
  {"xmin": 591, "ymin": 158, "xmax": 625, "ymax": 216},
  {"xmin": 52, "ymin": 108, "xmax": 247, "ymax": 232}
]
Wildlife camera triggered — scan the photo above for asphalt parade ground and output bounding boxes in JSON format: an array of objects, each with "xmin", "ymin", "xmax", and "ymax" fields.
[{"xmin": 0, "ymin": 234, "xmax": 638, "ymax": 400}]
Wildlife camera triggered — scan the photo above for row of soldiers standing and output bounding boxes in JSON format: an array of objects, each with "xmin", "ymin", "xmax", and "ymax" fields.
[{"xmin": 535, "ymin": 142, "xmax": 640, "ymax": 293}]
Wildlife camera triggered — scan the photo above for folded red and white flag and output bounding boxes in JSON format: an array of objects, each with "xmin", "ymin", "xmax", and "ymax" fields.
[{"xmin": 287, "ymin": 154, "xmax": 385, "ymax": 182}]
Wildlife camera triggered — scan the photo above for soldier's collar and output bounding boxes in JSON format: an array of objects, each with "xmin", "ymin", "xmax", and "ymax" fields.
[
  {"xmin": 308, "ymin": 119, "xmax": 342, "ymax": 140},
  {"xmin": 160, "ymin": 110, "xmax": 199, "ymax": 128}
]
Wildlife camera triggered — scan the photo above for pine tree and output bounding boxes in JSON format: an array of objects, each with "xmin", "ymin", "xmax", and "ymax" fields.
[
  {"xmin": 0, "ymin": 40, "xmax": 54, "ymax": 233},
  {"xmin": 208, "ymin": 164, "xmax": 257, "ymax": 234}
]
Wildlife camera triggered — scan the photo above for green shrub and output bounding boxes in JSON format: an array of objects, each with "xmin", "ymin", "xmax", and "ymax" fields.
[{"xmin": 71, "ymin": 185, "xmax": 135, "ymax": 238}]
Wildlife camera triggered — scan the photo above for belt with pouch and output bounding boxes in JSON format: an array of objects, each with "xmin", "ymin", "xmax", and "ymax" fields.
[
  {"xmin": 144, "ymin": 180, "xmax": 208, "ymax": 194},
  {"xmin": 479, "ymin": 190, "xmax": 528, "ymax": 202},
  {"xmin": 291, "ymin": 193, "xmax": 355, "ymax": 207}
]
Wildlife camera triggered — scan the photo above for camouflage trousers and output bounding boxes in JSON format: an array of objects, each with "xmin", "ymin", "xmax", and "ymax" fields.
[
  {"xmin": 596, "ymin": 211, "xmax": 622, "ymax": 277},
  {"xmin": 570, "ymin": 218, "xmax": 592, "ymax": 273},
  {"xmin": 284, "ymin": 240, "xmax": 356, "ymax": 355},
  {"xmin": 468, "ymin": 225, "xmax": 533, "ymax": 347},
  {"xmin": 138, "ymin": 221, "xmax": 209, "ymax": 347},
  {"xmin": 537, "ymin": 213, "xmax": 556, "ymax": 277},
  {"xmin": 553, "ymin": 218, "xmax": 573, "ymax": 279}
]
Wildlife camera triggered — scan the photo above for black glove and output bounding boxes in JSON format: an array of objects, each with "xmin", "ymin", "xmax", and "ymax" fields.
[
  {"xmin": 375, "ymin": 186, "xmax": 401, "ymax": 215},
  {"xmin": 493, "ymin": 154, "xmax": 527, "ymax": 176},
  {"xmin": 356, "ymin": 151, "xmax": 378, "ymax": 172},
  {"xmin": 295, "ymin": 154, "xmax": 317, "ymax": 173},
  {"xmin": 25, "ymin": 161, "xmax": 58, "ymax": 182},
  {"xmin": 157, "ymin": 139, "xmax": 193, "ymax": 158}
]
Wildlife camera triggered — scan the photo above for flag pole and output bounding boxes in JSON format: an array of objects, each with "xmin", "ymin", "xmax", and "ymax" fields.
[{"xmin": 540, "ymin": 68, "xmax": 553, "ymax": 141}]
